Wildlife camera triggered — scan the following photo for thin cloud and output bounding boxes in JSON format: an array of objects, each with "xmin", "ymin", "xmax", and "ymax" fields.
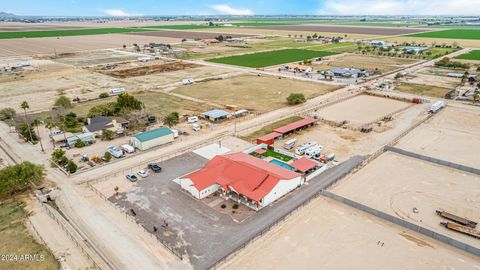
[
  {"xmin": 210, "ymin": 4, "xmax": 253, "ymax": 15},
  {"xmin": 317, "ymin": 0, "xmax": 480, "ymax": 15},
  {"xmin": 102, "ymin": 9, "xmax": 132, "ymax": 17}
]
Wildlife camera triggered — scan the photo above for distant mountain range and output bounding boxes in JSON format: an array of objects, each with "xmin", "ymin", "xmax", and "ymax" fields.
[{"xmin": 0, "ymin": 12, "xmax": 16, "ymax": 17}]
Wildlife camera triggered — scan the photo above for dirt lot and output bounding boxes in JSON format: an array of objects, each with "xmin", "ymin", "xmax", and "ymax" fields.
[
  {"xmin": 128, "ymin": 30, "xmax": 254, "ymax": 40},
  {"xmin": 311, "ymin": 53, "xmax": 418, "ymax": 73},
  {"xmin": 221, "ymin": 196, "xmax": 479, "ymax": 270},
  {"xmin": 245, "ymin": 24, "xmax": 429, "ymax": 36},
  {"xmin": 316, "ymin": 95, "xmax": 410, "ymax": 125},
  {"xmin": 273, "ymin": 103, "xmax": 429, "ymax": 162},
  {"xmin": 394, "ymin": 82, "xmax": 453, "ymax": 98},
  {"xmin": 96, "ymin": 61, "xmax": 200, "ymax": 78},
  {"xmin": 396, "ymin": 105, "xmax": 480, "ymax": 168},
  {"xmin": 0, "ymin": 34, "xmax": 180, "ymax": 57},
  {"xmin": 47, "ymin": 49, "xmax": 144, "ymax": 66},
  {"xmin": 332, "ymin": 151, "xmax": 480, "ymax": 248},
  {"xmin": 0, "ymin": 21, "xmax": 199, "ymax": 31},
  {"xmin": 172, "ymin": 75, "xmax": 341, "ymax": 113}
]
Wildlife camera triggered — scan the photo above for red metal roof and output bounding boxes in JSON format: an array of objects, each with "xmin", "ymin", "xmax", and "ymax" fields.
[
  {"xmin": 257, "ymin": 132, "xmax": 282, "ymax": 142},
  {"xmin": 182, "ymin": 152, "xmax": 300, "ymax": 202},
  {"xmin": 290, "ymin": 157, "xmax": 317, "ymax": 173},
  {"xmin": 274, "ymin": 118, "xmax": 317, "ymax": 134}
]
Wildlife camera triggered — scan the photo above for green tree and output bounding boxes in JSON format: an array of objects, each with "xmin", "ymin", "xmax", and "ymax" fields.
[
  {"xmin": 51, "ymin": 149, "xmax": 66, "ymax": 162},
  {"xmin": 116, "ymin": 93, "xmax": 143, "ymax": 112},
  {"xmin": 66, "ymin": 160, "xmax": 77, "ymax": 173},
  {"xmin": 163, "ymin": 112, "xmax": 180, "ymax": 127},
  {"xmin": 286, "ymin": 93, "xmax": 306, "ymax": 105},
  {"xmin": 0, "ymin": 107, "xmax": 16, "ymax": 121},
  {"xmin": 103, "ymin": 151, "xmax": 112, "ymax": 162},
  {"xmin": 74, "ymin": 140, "xmax": 85, "ymax": 148},
  {"xmin": 88, "ymin": 102, "xmax": 117, "ymax": 118},
  {"xmin": 32, "ymin": 119, "xmax": 44, "ymax": 152},
  {"xmin": 54, "ymin": 95, "xmax": 72, "ymax": 109},
  {"xmin": 99, "ymin": 92, "xmax": 109, "ymax": 99},
  {"xmin": 0, "ymin": 162, "xmax": 45, "ymax": 199},
  {"xmin": 18, "ymin": 123, "xmax": 37, "ymax": 143},
  {"xmin": 101, "ymin": 129, "xmax": 114, "ymax": 140},
  {"xmin": 20, "ymin": 101, "xmax": 34, "ymax": 143},
  {"xmin": 63, "ymin": 112, "xmax": 80, "ymax": 131}
]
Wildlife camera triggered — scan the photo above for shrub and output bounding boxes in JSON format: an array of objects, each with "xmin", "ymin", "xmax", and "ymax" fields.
[
  {"xmin": 51, "ymin": 149, "xmax": 66, "ymax": 163},
  {"xmin": 18, "ymin": 123, "xmax": 37, "ymax": 142},
  {"xmin": 0, "ymin": 107, "xmax": 16, "ymax": 121},
  {"xmin": 286, "ymin": 93, "xmax": 306, "ymax": 105},
  {"xmin": 103, "ymin": 152, "xmax": 112, "ymax": 162},
  {"xmin": 232, "ymin": 203, "xmax": 239, "ymax": 209},
  {"xmin": 0, "ymin": 161, "xmax": 45, "ymax": 199},
  {"xmin": 74, "ymin": 140, "xmax": 85, "ymax": 148},
  {"xmin": 220, "ymin": 204, "xmax": 226, "ymax": 209},
  {"xmin": 54, "ymin": 95, "xmax": 72, "ymax": 108},
  {"xmin": 99, "ymin": 92, "xmax": 109, "ymax": 99},
  {"xmin": 67, "ymin": 160, "xmax": 77, "ymax": 173},
  {"xmin": 101, "ymin": 129, "xmax": 114, "ymax": 140}
]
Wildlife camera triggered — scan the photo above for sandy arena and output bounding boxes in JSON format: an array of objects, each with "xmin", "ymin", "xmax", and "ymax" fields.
[
  {"xmin": 331, "ymin": 151, "xmax": 480, "ymax": 248},
  {"xmin": 220, "ymin": 196, "xmax": 479, "ymax": 270},
  {"xmin": 396, "ymin": 105, "xmax": 480, "ymax": 168},
  {"xmin": 316, "ymin": 95, "xmax": 410, "ymax": 125}
]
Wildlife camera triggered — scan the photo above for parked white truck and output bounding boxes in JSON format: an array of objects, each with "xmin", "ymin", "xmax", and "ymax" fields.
[
  {"xmin": 429, "ymin": 101, "xmax": 445, "ymax": 113},
  {"xmin": 295, "ymin": 141, "xmax": 318, "ymax": 155}
]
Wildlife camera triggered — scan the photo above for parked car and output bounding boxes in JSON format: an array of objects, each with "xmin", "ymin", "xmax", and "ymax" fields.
[
  {"xmin": 121, "ymin": 144, "xmax": 135, "ymax": 154},
  {"xmin": 126, "ymin": 173, "xmax": 138, "ymax": 182},
  {"xmin": 192, "ymin": 123, "xmax": 202, "ymax": 131},
  {"xmin": 182, "ymin": 78, "xmax": 194, "ymax": 85},
  {"xmin": 107, "ymin": 146, "xmax": 123, "ymax": 158},
  {"xmin": 148, "ymin": 163, "xmax": 162, "ymax": 173},
  {"xmin": 137, "ymin": 170, "xmax": 149, "ymax": 178},
  {"xmin": 187, "ymin": 116, "xmax": 199, "ymax": 123}
]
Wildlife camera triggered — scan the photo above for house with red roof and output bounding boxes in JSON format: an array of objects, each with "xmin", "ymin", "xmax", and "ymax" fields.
[{"xmin": 177, "ymin": 152, "xmax": 303, "ymax": 210}]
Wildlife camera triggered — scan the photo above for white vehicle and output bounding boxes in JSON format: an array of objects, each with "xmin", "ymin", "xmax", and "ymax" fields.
[
  {"xmin": 138, "ymin": 56, "xmax": 151, "ymax": 62},
  {"xmin": 284, "ymin": 138, "xmax": 297, "ymax": 150},
  {"xmin": 295, "ymin": 141, "xmax": 318, "ymax": 155},
  {"xmin": 107, "ymin": 146, "xmax": 123, "ymax": 158},
  {"xmin": 171, "ymin": 129, "xmax": 179, "ymax": 138},
  {"xmin": 429, "ymin": 101, "xmax": 445, "ymax": 113},
  {"xmin": 305, "ymin": 145, "xmax": 323, "ymax": 159},
  {"xmin": 182, "ymin": 78, "xmax": 194, "ymax": 85},
  {"xmin": 187, "ymin": 116, "xmax": 199, "ymax": 123},
  {"xmin": 110, "ymin": 88, "xmax": 125, "ymax": 95},
  {"xmin": 192, "ymin": 123, "xmax": 202, "ymax": 131},
  {"xmin": 121, "ymin": 144, "xmax": 135, "ymax": 154},
  {"xmin": 137, "ymin": 170, "xmax": 149, "ymax": 178}
]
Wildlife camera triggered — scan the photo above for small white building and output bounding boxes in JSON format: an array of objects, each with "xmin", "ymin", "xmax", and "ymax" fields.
[{"xmin": 130, "ymin": 127, "xmax": 174, "ymax": 151}]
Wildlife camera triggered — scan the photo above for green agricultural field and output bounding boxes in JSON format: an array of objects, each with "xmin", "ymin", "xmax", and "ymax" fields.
[
  {"xmin": 207, "ymin": 49, "xmax": 336, "ymax": 68},
  {"xmin": 0, "ymin": 28, "xmax": 153, "ymax": 39},
  {"xmin": 407, "ymin": 29, "xmax": 480, "ymax": 40},
  {"xmin": 456, "ymin": 50, "xmax": 480, "ymax": 60}
]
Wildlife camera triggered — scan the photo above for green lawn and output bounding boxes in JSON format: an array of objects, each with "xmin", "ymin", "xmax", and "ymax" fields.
[
  {"xmin": 307, "ymin": 42, "xmax": 357, "ymax": 53},
  {"xmin": 263, "ymin": 149, "xmax": 293, "ymax": 162},
  {"xmin": 456, "ymin": 50, "xmax": 480, "ymax": 60},
  {"xmin": 0, "ymin": 28, "xmax": 153, "ymax": 39},
  {"xmin": 0, "ymin": 202, "xmax": 59, "ymax": 270},
  {"xmin": 407, "ymin": 29, "xmax": 480, "ymax": 40},
  {"xmin": 207, "ymin": 49, "xmax": 336, "ymax": 68}
]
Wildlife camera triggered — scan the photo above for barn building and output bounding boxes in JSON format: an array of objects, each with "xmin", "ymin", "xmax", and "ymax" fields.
[{"xmin": 130, "ymin": 127, "xmax": 174, "ymax": 151}]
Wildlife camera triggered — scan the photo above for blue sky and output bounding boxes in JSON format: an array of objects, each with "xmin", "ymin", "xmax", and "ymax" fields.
[{"xmin": 2, "ymin": 0, "xmax": 480, "ymax": 16}]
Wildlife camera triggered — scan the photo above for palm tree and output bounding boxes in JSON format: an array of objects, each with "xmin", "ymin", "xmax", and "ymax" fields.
[
  {"xmin": 33, "ymin": 119, "xmax": 45, "ymax": 152},
  {"xmin": 20, "ymin": 101, "xmax": 34, "ymax": 143},
  {"xmin": 45, "ymin": 121, "xmax": 56, "ymax": 148}
]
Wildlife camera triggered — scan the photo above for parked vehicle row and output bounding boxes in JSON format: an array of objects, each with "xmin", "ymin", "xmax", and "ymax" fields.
[{"xmin": 125, "ymin": 162, "xmax": 162, "ymax": 182}]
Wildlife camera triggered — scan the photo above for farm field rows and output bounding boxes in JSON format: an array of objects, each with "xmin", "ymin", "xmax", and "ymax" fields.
[
  {"xmin": 207, "ymin": 49, "xmax": 336, "ymax": 67},
  {"xmin": 407, "ymin": 29, "xmax": 480, "ymax": 40}
]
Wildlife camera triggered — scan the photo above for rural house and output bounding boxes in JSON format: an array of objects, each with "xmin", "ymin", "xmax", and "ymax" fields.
[{"xmin": 83, "ymin": 116, "xmax": 129, "ymax": 136}]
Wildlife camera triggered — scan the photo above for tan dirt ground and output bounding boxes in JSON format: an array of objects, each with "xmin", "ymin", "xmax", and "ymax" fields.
[
  {"xmin": 172, "ymin": 74, "xmax": 341, "ymax": 113},
  {"xmin": 0, "ymin": 21, "xmax": 202, "ymax": 31},
  {"xmin": 220, "ymin": 196, "xmax": 480, "ymax": 270},
  {"xmin": 311, "ymin": 53, "xmax": 418, "ymax": 73},
  {"xmin": 394, "ymin": 82, "xmax": 454, "ymax": 98},
  {"xmin": 316, "ymin": 95, "xmax": 410, "ymax": 125},
  {"xmin": 96, "ymin": 61, "xmax": 200, "ymax": 78},
  {"xmin": 0, "ymin": 34, "xmax": 180, "ymax": 57},
  {"xmin": 273, "ymin": 103, "xmax": 429, "ymax": 162},
  {"xmin": 331, "ymin": 151, "xmax": 480, "ymax": 248},
  {"xmin": 396, "ymin": 105, "xmax": 480, "ymax": 168}
]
